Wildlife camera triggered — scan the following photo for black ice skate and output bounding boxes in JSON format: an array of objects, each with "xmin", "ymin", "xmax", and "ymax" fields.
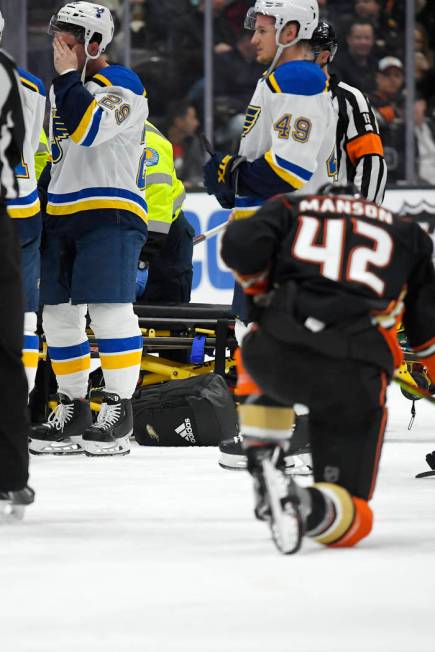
[
  {"xmin": 29, "ymin": 394, "xmax": 92, "ymax": 455},
  {"xmin": 218, "ymin": 434, "xmax": 246, "ymax": 470},
  {"xmin": 247, "ymin": 445, "xmax": 305, "ymax": 555},
  {"xmin": 218, "ymin": 434, "xmax": 313, "ymax": 476},
  {"xmin": 82, "ymin": 392, "xmax": 132, "ymax": 457},
  {"xmin": 0, "ymin": 486, "xmax": 35, "ymax": 522}
]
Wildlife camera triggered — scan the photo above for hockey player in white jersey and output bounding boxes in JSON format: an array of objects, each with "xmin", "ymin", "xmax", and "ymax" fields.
[
  {"xmin": 203, "ymin": 0, "xmax": 336, "ymax": 471},
  {"xmin": 1, "ymin": 10, "xmax": 46, "ymax": 396},
  {"xmin": 203, "ymin": 0, "xmax": 336, "ymax": 218},
  {"xmin": 30, "ymin": 2, "xmax": 149, "ymax": 457}
]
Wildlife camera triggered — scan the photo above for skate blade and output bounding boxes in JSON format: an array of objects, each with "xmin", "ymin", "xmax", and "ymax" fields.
[
  {"xmin": 29, "ymin": 438, "xmax": 84, "ymax": 456},
  {"xmin": 415, "ymin": 470, "xmax": 435, "ymax": 478},
  {"xmin": 285, "ymin": 465, "xmax": 313, "ymax": 477},
  {"xmin": 83, "ymin": 435, "xmax": 131, "ymax": 457},
  {"xmin": 218, "ymin": 452, "xmax": 247, "ymax": 471},
  {"xmin": 0, "ymin": 502, "xmax": 25, "ymax": 523},
  {"xmin": 262, "ymin": 459, "xmax": 303, "ymax": 555}
]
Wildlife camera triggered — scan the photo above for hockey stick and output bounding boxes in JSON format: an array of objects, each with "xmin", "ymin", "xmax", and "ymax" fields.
[
  {"xmin": 199, "ymin": 132, "xmax": 215, "ymax": 157},
  {"xmin": 193, "ymin": 221, "xmax": 229, "ymax": 245}
]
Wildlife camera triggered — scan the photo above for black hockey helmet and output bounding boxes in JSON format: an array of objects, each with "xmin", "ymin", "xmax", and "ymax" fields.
[
  {"xmin": 311, "ymin": 20, "xmax": 338, "ymax": 61},
  {"xmin": 319, "ymin": 182, "xmax": 360, "ymax": 197}
]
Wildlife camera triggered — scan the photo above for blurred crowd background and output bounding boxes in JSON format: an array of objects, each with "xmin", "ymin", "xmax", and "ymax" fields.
[{"xmin": 1, "ymin": 0, "xmax": 434, "ymax": 189}]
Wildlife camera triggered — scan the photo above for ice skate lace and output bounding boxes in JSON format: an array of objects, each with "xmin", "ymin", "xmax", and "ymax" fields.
[
  {"xmin": 96, "ymin": 402, "xmax": 121, "ymax": 430},
  {"xmin": 47, "ymin": 402, "xmax": 74, "ymax": 432}
]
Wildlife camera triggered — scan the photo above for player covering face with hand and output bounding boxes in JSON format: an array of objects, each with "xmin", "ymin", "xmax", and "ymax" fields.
[{"xmin": 31, "ymin": 2, "xmax": 149, "ymax": 457}]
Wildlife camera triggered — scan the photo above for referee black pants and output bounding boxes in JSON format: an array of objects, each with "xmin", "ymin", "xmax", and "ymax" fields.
[
  {"xmin": 242, "ymin": 328, "xmax": 388, "ymax": 501},
  {"xmin": 0, "ymin": 204, "xmax": 29, "ymax": 491}
]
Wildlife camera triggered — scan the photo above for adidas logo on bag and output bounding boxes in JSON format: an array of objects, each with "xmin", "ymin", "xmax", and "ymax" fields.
[{"xmin": 175, "ymin": 418, "xmax": 196, "ymax": 444}]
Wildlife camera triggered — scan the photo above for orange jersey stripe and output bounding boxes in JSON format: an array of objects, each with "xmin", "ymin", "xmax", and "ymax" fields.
[
  {"xmin": 377, "ymin": 325, "xmax": 404, "ymax": 369},
  {"xmin": 412, "ymin": 335, "xmax": 435, "ymax": 352},
  {"xmin": 235, "ymin": 347, "xmax": 262, "ymax": 397},
  {"xmin": 346, "ymin": 133, "xmax": 384, "ymax": 166}
]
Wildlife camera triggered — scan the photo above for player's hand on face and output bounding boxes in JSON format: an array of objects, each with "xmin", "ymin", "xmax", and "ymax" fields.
[{"xmin": 53, "ymin": 36, "xmax": 79, "ymax": 75}]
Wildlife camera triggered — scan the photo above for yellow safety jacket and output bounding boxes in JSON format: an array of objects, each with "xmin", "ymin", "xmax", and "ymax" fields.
[
  {"xmin": 145, "ymin": 120, "xmax": 186, "ymax": 236},
  {"xmin": 34, "ymin": 128, "xmax": 50, "ymax": 181}
]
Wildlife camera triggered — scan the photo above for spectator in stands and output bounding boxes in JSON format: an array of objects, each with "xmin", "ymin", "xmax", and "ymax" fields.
[
  {"xmin": 353, "ymin": 0, "xmax": 395, "ymax": 54},
  {"xmin": 214, "ymin": 31, "xmax": 263, "ymax": 103},
  {"xmin": 415, "ymin": 23, "xmax": 435, "ymax": 112},
  {"xmin": 213, "ymin": 31, "xmax": 265, "ymax": 150},
  {"xmin": 370, "ymin": 56, "xmax": 405, "ymax": 181},
  {"xmin": 332, "ymin": 19, "xmax": 379, "ymax": 94},
  {"xmin": 147, "ymin": 0, "xmax": 240, "ymax": 99},
  {"xmin": 415, "ymin": 98, "xmax": 435, "ymax": 185},
  {"xmin": 417, "ymin": 0, "xmax": 435, "ymax": 51},
  {"xmin": 221, "ymin": 1, "xmax": 253, "ymax": 43},
  {"xmin": 166, "ymin": 100, "xmax": 203, "ymax": 188}
]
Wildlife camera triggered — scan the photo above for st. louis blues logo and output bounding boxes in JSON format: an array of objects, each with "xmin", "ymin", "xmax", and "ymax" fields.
[
  {"xmin": 51, "ymin": 109, "xmax": 70, "ymax": 164},
  {"xmin": 95, "ymin": 7, "xmax": 105, "ymax": 18},
  {"xmin": 241, "ymin": 105, "xmax": 261, "ymax": 138}
]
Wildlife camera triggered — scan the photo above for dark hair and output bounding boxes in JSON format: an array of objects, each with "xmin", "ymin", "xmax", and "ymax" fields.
[
  {"xmin": 166, "ymin": 100, "xmax": 194, "ymax": 127},
  {"xmin": 348, "ymin": 18, "xmax": 375, "ymax": 33}
]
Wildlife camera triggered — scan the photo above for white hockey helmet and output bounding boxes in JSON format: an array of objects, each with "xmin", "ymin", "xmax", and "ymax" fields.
[
  {"xmin": 245, "ymin": 0, "xmax": 319, "ymax": 45},
  {"xmin": 0, "ymin": 10, "xmax": 4, "ymax": 44},
  {"xmin": 48, "ymin": 2, "xmax": 114, "ymax": 58}
]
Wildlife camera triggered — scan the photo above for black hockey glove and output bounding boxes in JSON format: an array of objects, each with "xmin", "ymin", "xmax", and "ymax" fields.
[{"xmin": 203, "ymin": 152, "xmax": 245, "ymax": 198}]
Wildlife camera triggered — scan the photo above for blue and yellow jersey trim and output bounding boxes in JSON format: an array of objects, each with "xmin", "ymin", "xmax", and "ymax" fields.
[
  {"xmin": 46, "ymin": 187, "xmax": 148, "ymax": 224},
  {"xmin": 266, "ymin": 61, "xmax": 327, "ymax": 96},
  {"xmin": 264, "ymin": 150, "xmax": 313, "ymax": 190},
  {"xmin": 7, "ymin": 189, "xmax": 41, "ymax": 218},
  {"xmin": 232, "ymin": 196, "xmax": 265, "ymax": 220},
  {"xmin": 70, "ymin": 99, "xmax": 103, "ymax": 146},
  {"xmin": 90, "ymin": 64, "xmax": 145, "ymax": 96},
  {"xmin": 17, "ymin": 67, "xmax": 46, "ymax": 96}
]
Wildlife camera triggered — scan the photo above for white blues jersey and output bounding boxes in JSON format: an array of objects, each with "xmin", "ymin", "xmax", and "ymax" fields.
[
  {"xmin": 234, "ymin": 60, "xmax": 337, "ymax": 218},
  {"xmin": 46, "ymin": 64, "xmax": 149, "ymax": 233},
  {"xmin": 6, "ymin": 68, "xmax": 46, "ymax": 230}
]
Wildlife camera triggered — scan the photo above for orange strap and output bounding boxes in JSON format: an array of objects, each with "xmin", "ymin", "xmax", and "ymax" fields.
[
  {"xmin": 377, "ymin": 325, "xmax": 404, "ymax": 370},
  {"xmin": 346, "ymin": 132, "xmax": 384, "ymax": 166},
  {"xmin": 234, "ymin": 347, "xmax": 262, "ymax": 397},
  {"xmin": 329, "ymin": 498, "xmax": 373, "ymax": 548}
]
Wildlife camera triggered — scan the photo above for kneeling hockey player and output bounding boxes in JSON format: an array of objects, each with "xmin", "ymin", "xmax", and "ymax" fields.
[{"xmin": 221, "ymin": 185, "xmax": 435, "ymax": 554}]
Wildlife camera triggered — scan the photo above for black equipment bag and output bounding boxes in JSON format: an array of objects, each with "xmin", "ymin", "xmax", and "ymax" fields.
[{"xmin": 133, "ymin": 374, "xmax": 239, "ymax": 446}]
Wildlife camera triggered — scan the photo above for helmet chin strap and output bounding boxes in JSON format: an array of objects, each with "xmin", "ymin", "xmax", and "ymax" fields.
[
  {"xmin": 81, "ymin": 39, "xmax": 102, "ymax": 83},
  {"xmin": 266, "ymin": 34, "xmax": 301, "ymax": 77},
  {"xmin": 266, "ymin": 33, "xmax": 314, "ymax": 77}
]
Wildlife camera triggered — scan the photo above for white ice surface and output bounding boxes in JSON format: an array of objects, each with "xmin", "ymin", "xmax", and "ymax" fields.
[{"xmin": 1, "ymin": 383, "xmax": 434, "ymax": 652}]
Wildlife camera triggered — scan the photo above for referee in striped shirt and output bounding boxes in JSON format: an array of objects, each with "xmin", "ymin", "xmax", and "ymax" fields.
[
  {"xmin": 312, "ymin": 21, "xmax": 388, "ymax": 205},
  {"xmin": 0, "ymin": 47, "xmax": 34, "ymax": 518}
]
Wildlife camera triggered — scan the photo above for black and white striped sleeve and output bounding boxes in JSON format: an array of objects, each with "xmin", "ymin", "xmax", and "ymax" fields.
[
  {"xmin": 0, "ymin": 49, "xmax": 25, "ymax": 201},
  {"xmin": 338, "ymin": 82, "xmax": 387, "ymax": 205}
]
